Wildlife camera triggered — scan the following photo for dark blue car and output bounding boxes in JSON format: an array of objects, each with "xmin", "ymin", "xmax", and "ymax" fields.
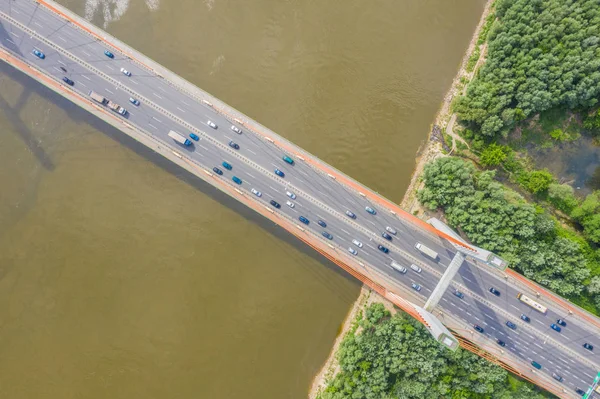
[
  {"xmin": 222, "ymin": 161, "xmax": 232, "ymax": 170},
  {"xmin": 550, "ymin": 323, "xmax": 562, "ymax": 333},
  {"xmin": 232, "ymin": 176, "xmax": 242, "ymax": 185},
  {"xmin": 299, "ymin": 216, "xmax": 309, "ymax": 225},
  {"xmin": 62, "ymin": 77, "xmax": 74, "ymax": 86},
  {"xmin": 474, "ymin": 325, "xmax": 484, "ymax": 333},
  {"xmin": 520, "ymin": 314, "xmax": 530, "ymax": 323},
  {"xmin": 318, "ymin": 220, "xmax": 327, "ymax": 228},
  {"xmin": 104, "ymin": 50, "xmax": 114, "ymax": 58},
  {"xmin": 32, "ymin": 49, "xmax": 45, "ymax": 59},
  {"xmin": 378, "ymin": 245, "xmax": 389, "ymax": 254},
  {"xmin": 274, "ymin": 169, "xmax": 285, "ymax": 178},
  {"xmin": 212, "ymin": 167, "xmax": 223, "ymax": 175},
  {"xmin": 382, "ymin": 232, "xmax": 392, "ymax": 241},
  {"xmin": 322, "ymin": 231, "xmax": 333, "ymax": 240},
  {"xmin": 506, "ymin": 321, "xmax": 516, "ymax": 330},
  {"xmin": 189, "ymin": 133, "xmax": 199, "ymax": 141}
]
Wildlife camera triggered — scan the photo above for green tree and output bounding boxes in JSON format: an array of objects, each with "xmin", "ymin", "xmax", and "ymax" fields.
[
  {"xmin": 548, "ymin": 184, "xmax": 579, "ymax": 213},
  {"xmin": 522, "ymin": 170, "xmax": 554, "ymax": 194},
  {"xmin": 479, "ymin": 143, "xmax": 508, "ymax": 166}
]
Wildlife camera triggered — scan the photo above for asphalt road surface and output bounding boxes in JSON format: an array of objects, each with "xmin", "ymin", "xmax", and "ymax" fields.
[{"xmin": 0, "ymin": 0, "xmax": 598, "ymax": 395}]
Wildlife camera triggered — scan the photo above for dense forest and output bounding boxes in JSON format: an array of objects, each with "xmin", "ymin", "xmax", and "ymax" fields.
[
  {"xmin": 454, "ymin": 0, "xmax": 600, "ymax": 138},
  {"xmin": 317, "ymin": 303, "xmax": 550, "ymax": 399},
  {"xmin": 418, "ymin": 157, "xmax": 600, "ymax": 307}
]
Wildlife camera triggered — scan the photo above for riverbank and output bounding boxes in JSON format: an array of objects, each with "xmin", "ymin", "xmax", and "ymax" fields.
[{"xmin": 308, "ymin": 1, "xmax": 494, "ymax": 397}]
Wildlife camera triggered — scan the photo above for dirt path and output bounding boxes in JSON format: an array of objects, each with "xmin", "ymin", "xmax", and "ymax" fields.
[{"xmin": 308, "ymin": 2, "xmax": 494, "ymax": 398}]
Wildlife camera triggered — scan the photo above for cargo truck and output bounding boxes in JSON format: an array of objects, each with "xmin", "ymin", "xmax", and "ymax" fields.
[
  {"xmin": 168, "ymin": 130, "xmax": 192, "ymax": 146},
  {"xmin": 89, "ymin": 90, "xmax": 107, "ymax": 105},
  {"xmin": 107, "ymin": 100, "xmax": 127, "ymax": 116},
  {"xmin": 415, "ymin": 242, "xmax": 438, "ymax": 261}
]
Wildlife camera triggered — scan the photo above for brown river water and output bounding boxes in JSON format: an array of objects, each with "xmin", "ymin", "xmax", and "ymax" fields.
[{"xmin": 0, "ymin": 0, "xmax": 484, "ymax": 397}]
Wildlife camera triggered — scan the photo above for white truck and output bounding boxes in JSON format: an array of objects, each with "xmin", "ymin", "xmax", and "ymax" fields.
[
  {"xmin": 415, "ymin": 242, "xmax": 438, "ymax": 261},
  {"xmin": 168, "ymin": 130, "xmax": 192, "ymax": 146},
  {"xmin": 107, "ymin": 100, "xmax": 127, "ymax": 116},
  {"xmin": 89, "ymin": 90, "xmax": 107, "ymax": 105}
]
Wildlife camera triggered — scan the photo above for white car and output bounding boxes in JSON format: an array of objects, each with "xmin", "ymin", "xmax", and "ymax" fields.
[
  {"xmin": 286, "ymin": 200, "xmax": 295, "ymax": 208},
  {"xmin": 251, "ymin": 188, "xmax": 262, "ymax": 197},
  {"xmin": 352, "ymin": 239, "xmax": 363, "ymax": 248},
  {"xmin": 286, "ymin": 191, "xmax": 296, "ymax": 200},
  {"xmin": 386, "ymin": 226, "xmax": 397, "ymax": 235},
  {"xmin": 231, "ymin": 125, "xmax": 242, "ymax": 134},
  {"xmin": 120, "ymin": 67, "xmax": 131, "ymax": 76},
  {"xmin": 207, "ymin": 120, "xmax": 217, "ymax": 129},
  {"xmin": 348, "ymin": 247, "xmax": 358, "ymax": 255}
]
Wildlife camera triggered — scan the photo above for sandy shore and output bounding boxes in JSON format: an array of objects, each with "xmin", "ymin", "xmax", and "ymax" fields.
[{"xmin": 308, "ymin": 2, "xmax": 494, "ymax": 397}]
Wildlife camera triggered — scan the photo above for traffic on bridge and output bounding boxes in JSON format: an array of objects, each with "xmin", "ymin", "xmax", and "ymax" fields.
[{"xmin": 0, "ymin": 0, "xmax": 598, "ymax": 397}]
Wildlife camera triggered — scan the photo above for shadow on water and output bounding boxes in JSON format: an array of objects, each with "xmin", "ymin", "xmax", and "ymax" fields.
[{"xmin": 0, "ymin": 54, "xmax": 361, "ymax": 300}]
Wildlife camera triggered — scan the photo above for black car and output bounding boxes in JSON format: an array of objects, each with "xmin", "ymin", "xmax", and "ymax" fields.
[
  {"xmin": 228, "ymin": 141, "xmax": 240, "ymax": 150},
  {"xmin": 382, "ymin": 232, "xmax": 392, "ymax": 241},
  {"xmin": 552, "ymin": 373, "xmax": 563, "ymax": 382},
  {"xmin": 556, "ymin": 319, "xmax": 567, "ymax": 327},
  {"xmin": 489, "ymin": 287, "xmax": 501, "ymax": 296},
  {"xmin": 474, "ymin": 325, "xmax": 484, "ymax": 333},
  {"xmin": 62, "ymin": 76, "xmax": 74, "ymax": 86},
  {"xmin": 506, "ymin": 321, "xmax": 517, "ymax": 330},
  {"xmin": 270, "ymin": 200, "xmax": 281, "ymax": 209},
  {"xmin": 454, "ymin": 291, "xmax": 464, "ymax": 299},
  {"xmin": 322, "ymin": 231, "xmax": 333, "ymax": 240},
  {"xmin": 576, "ymin": 388, "xmax": 586, "ymax": 395},
  {"xmin": 583, "ymin": 342, "xmax": 594, "ymax": 351},
  {"xmin": 317, "ymin": 220, "xmax": 327, "ymax": 228},
  {"xmin": 378, "ymin": 244, "xmax": 389, "ymax": 254},
  {"xmin": 496, "ymin": 339, "xmax": 506, "ymax": 347},
  {"xmin": 212, "ymin": 167, "xmax": 223, "ymax": 175},
  {"xmin": 520, "ymin": 314, "xmax": 530, "ymax": 323}
]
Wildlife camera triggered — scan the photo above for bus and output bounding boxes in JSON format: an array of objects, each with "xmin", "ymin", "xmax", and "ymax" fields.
[
  {"xmin": 516, "ymin": 293, "xmax": 548, "ymax": 314},
  {"xmin": 415, "ymin": 242, "xmax": 438, "ymax": 261}
]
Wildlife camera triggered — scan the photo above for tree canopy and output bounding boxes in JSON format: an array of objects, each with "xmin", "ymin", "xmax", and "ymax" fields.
[
  {"xmin": 454, "ymin": 0, "xmax": 600, "ymax": 137},
  {"xmin": 318, "ymin": 303, "xmax": 550, "ymax": 399}
]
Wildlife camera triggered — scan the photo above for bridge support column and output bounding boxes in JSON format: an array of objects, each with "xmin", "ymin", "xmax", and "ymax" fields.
[{"xmin": 424, "ymin": 252, "xmax": 465, "ymax": 312}]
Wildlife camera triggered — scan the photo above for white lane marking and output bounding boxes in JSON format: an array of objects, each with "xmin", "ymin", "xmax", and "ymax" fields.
[
  {"xmin": 53, "ymin": 66, "xmax": 62, "ymax": 72},
  {"xmin": 130, "ymin": 79, "xmax": 139, "ymax": 85},
  {"xmin": 58, "ymin": 60, "xmax": 66, "ymax": 65},
  {"xmin": 450, "ymin": 302, "xmax": 456, "ymax": 307},
  {"xmin": 198, "ymin": 145, "xmax": 208, "ymax": 151},
  {"xmin": 127, "ymin": 111, "xmax": 134, "ymax": 117},
  {"xmin": 442, "ymin": 298, "xmax": 448, "ymax": 302},
  {"xmin": 535, "ymin": 320, "xmax": 546, "ymax": 327},
  {"xmin": 181, "ymin": 100, "xmax": 190, "ymax": 106},
  {"xmin": 152, "ymin": 92, "xmax": 162, "ymax": 99},
  {"xmin": 158, "ymin": 86, "xmax": 167, "ymax": 92},
  {"xmin": 12, "ymin": 9, "xmax": 20, "ymax": 14},
  {"xmin": 271, "ymin": 163, "xmax": 279, "ymax": 168},
  {"xmin": 246, "ymin": 173, "xmax": 256, "ymax": 179},
  {"xmin": 366, "ymin": 244, "xmax": 376, "ymax": 250},
  {"xmin": 152, "ymin": 116, "xmax": 162, "ymax": 123},
  {"xmin": 148, "ymin": 123, "xmax": 157, "ymax": 129},
  {"xmin": 57, "ymin": 36, "xmax": 67, "ymax": 43},
  {"xmin": 106, "ymin": 65, "xmax": 115, "ymax": 71},
  {"xmin": 299, "ymin": 170, "xmax": 309, "ymax": 176},
  {"xmin": 82, "ymin": 75, "xmax": 91, "ymax": 81},
  {"xmin": 82, "ymin": 50, "xmax": 91, "ymax": 57},
  {"xmin": 105, "ymin": 88, "xmax": 114, "ymax": 94},
  {"xmin": 10, "ymin": 32, "xmax": 19, "ymax": 38},
  {"xmin": 463, "ymin": 276, "xmax": 473, "ymax": 283},
  {"xmin": 510, "ymin": 305, "xmax": 519, "ymax": 311},
  {"xmin": 498, "ymin": 331, "xmax": 505, "ymax": 336},
  {"xmin": 484, "ymin": 313, "xmax": 493, "ymax": 320},
  {"xmin": 34, "ymin": 22, "xmax": 43, "ymax": 28},
  {"xmin": 297, "ymin": 179, "xmax": 305, "ymax": 184},
  {"xmin": 466, "ymin": 311, "xmax": 472, "ymax": 316},
  {"xmin": 78, "ymin": 82, "xmax": 87, "ymax": 88},
  {"xmin": 176, "ymin": 107, "xmax": 186, "ymax": 113},
  {"xmin": 341, "ymin": 229, "xmax": 350, "ymax": 235},
  {"xmin": 269, "ymin": 186, "xmax": 278, "ymax": 192},
  {"xmin": 5, "ymin": 38, "xmax": 15, "ymax": 44},
  {"xmin": 247, "ymin": 149, "xmax": 256, "ymax": 155}
]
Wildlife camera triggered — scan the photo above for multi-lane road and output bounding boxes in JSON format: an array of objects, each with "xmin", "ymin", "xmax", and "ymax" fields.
[{"xmin": 0, "ymin": 0, "xmax": 598, "ymax": 396}]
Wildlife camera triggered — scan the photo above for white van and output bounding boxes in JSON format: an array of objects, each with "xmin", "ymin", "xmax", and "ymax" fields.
[{"xmin": 391, "ymin": 261, "xmax": 407, "ymax": 274}]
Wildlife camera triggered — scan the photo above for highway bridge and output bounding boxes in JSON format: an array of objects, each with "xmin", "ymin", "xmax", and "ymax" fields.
[{"xmin": 0, "ymin": 1, "xmax": 598, "ymax": 397}]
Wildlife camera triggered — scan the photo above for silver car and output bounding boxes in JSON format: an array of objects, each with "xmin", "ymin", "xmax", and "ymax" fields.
[
  {"xmin": 286, "ymin": 200, "xmax": 295, "ymax": 208},
  {"xmin": 207, "ymin": 120, "xmax": 217, "ymax": 129},
  {"xmin": 348, "ymin": 247, "xmax": 358, "ymax": 255},
  {"xmin": 120, "ymin": 67, "xmax": 131, "ymax": 76},
  {"xmin": 231, "ymin": 125, "xmax": 242, "ymax": 134},
  {"xmin": 386, "ymin": 226, "xmax": 397, "ymax": 235},
  {"xmin": 251, "ymin": 188, "xmax": 262, "ymax": 197},
  {"xmin": 352, "ymin": 239, "xmax": 363, "ymax": 248},
  {"xmin": 286, "ymin": 191, "xmax": 297, "ymax": 200}
]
